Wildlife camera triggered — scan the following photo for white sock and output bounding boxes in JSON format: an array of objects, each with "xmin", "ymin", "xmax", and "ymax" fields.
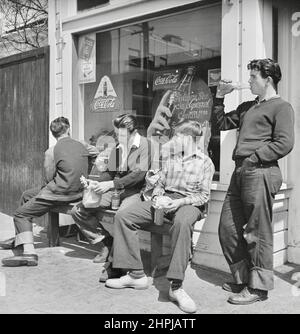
[{"xmin": 23, "ymin": 243, "xmax": 36, "ymax": 255}]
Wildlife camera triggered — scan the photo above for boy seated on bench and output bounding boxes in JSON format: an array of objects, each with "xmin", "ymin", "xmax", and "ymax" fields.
[
  {"xmin": 71, "ymin": 114, "xmax": 152, "ymax": 263},
  {"xmin": 0, "ymin": 117, "xmax": 89, "ymax": 267},
  {"xmin": 104, "ymin": 120, "xmax": 215, "ymax": 314}
]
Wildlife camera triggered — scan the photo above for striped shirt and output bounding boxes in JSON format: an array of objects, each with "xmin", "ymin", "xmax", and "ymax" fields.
[{"xmin": 152, "ymin": 152, "xmax": 215, "ymax": 206}]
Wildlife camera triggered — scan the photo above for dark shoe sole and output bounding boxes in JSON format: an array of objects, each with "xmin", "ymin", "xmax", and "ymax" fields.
[
  {"xmin": 2, "ymin": 260, "xmax": 38, "ymax": 267},
  {"xmin": 2, "ymin": 256, "xmax": 38, "ymax": 267},
  {"xmin": 228, "ymin": 295, "xmax": 268, "ymax": 305}
]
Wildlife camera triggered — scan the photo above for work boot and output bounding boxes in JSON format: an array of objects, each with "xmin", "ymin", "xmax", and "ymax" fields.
[
  {"xmin": 228, "ymin": 286, "xmax": 268, "ymax": 305},
  {"xmin": 2, "ymin": 254, "xmax": 38, "ymax": 267},
  {"xmin": 93, "ymin": 236, "xmax": 113, "ymax": 263}
]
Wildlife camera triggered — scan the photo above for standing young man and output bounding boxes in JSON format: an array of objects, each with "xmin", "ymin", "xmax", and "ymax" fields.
[
  {"xmin": 0, "ymin": 117, "xmax": 89, "ymax": 267},
  {"xmin": 215, "ymin": 59, "xmax": 294, "ymax": 304},
  {"xmin": 104, "ymin": 121, "xmax": 215, "ymax": 313}
]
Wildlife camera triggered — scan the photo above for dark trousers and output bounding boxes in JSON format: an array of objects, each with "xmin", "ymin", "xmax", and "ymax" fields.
[
  {"xmin": 112, "ymin": 194, "xmax": 202, "ymax": 281},
  {"xmin": 218, "ymin": 165, "xmax": 282, "ymax": 291},
  {"xmin": 14, "ymin": 187, "xmax": 69, "ymax": 247}
]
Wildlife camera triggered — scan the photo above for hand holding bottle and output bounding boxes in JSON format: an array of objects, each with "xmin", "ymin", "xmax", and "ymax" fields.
[
  {"xmin": 152, "ymin": 196, "xmax": 173, "ymax": 225},
  {"xmin": 152, "ymin": 195, "xmax": 173, "ymax": 209},
  {"xmin": 147, "ymin": 90, "xmax": 173, "ymax": 138},
  {"xmin": 89, "ymin": 180, "xmax": 114, "ymax": 194},
  {"xmin": 216, "ymin": 79, "xmax": 250, "ymax": 98}
]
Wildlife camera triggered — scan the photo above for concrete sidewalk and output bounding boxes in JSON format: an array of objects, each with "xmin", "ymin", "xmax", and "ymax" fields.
[{"xmin": 0, "ymin": 212, "xmax": 300, "ymax": 314}]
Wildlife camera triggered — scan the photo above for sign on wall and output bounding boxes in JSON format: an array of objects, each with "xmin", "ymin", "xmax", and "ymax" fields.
[
  {"xmin": 152, "ymin": 69, "xmax": 182, "ymax": 91},
  {"xmin": 78, "ymin": 33, "xmax": 96, "ymax": 84},
  {"xmin": 90, "ymin": 76, "xmax": 121, "ymax": 113}
]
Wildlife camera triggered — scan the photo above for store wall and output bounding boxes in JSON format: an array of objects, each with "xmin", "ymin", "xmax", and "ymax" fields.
[
  {"xmin": 48, "ymin": 0, "xmax": 298, "ymax": 271},
  {"xmin": 286, "ymin": 1, "xmax": 300, "ymax": 264}
]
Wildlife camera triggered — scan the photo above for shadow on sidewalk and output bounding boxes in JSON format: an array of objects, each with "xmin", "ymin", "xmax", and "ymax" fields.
[
  {"xmin": 274, "ymin": 263, "xmax": 300, "ymax": 286},
  {"xmin": 150, "ymin": 260, "xmax": 233, "ymax": 303},
  {"xmin": 191, "ymin": 263, "xmax": 232, "ymax": 288},
  {"xmin": 60, "ymin": 238, "xmax": 102, "ymax": 260},
  {"xmin": 30, "ymin": 232, "xmax": 101, "ymax": 260}
]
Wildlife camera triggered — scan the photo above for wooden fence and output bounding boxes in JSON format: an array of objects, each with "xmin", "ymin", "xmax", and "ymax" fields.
[{"xmin": 0, "ymin": 47, "xmax": 49, "ymax": 215}]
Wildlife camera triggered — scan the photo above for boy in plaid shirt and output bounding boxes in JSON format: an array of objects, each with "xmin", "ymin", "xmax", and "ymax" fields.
[{"xmin": 104, "ymin": 120, "xmax": 214, "ymax": 313}]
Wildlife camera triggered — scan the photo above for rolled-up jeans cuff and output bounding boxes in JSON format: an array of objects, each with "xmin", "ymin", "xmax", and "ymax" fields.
[
  {"xmin": 166, "ymin": 270, "xmax": 185, "ymax": 282},
  {"xmin": 249, "ymin": 267, "xmax": 274, "ymax": 291},
  {"xmin": 77, "ymin": 227, "xmax": 108, "ymax": 244},
  {"xmin": 15, "ymin": 231, "xmax": 34, "ymax": 246},
  {"xmin": 229, "ymin": 259, "xmax": 249, "ymax": 284}
]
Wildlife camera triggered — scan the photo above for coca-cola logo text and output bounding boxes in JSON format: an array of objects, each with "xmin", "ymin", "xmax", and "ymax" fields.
[
  {"xmin": 154, "ymin": 73, "xmax": 180, "ymax": 86},
  {"xmin": 92, "ymin": 96, "xmax": 119, "ymax": 112}
]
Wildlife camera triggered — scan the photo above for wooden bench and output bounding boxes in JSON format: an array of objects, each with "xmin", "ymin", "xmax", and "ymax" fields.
[
  {"xmin": 48, "ymin": 202, "xmax": 174, "ymax": 276},
  {"xmin": 48, "ymin": 202, "xmax": 207, "ymax": 276}
]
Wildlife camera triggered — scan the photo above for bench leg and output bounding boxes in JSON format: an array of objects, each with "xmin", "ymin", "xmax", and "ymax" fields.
[
  {"xmin": 47, "ymin": 212, "xmax": 60, "ymax": 247},
  {"xmin": 151, "ymin": 233, "xmax": 163, "ymax": 277}
]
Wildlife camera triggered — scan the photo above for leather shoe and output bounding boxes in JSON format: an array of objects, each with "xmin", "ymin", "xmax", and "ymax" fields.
[
  {"xmin": 105, "ymin": 273, "xmax": 149, "ymax": 290},
  {"xmin": 228, "ymin": 286, "xmax": 268, "ymax": 305},
  {"xmin": 99, "ymin": 262, "xmax": 123, "ymax": 283},
  {"xmin": 93, "ymin": 245, "xmax": 110, "ymax": 263},
  {"xmin": 2, "ymin": 254, "xmax": 38, "ymax": 267},
  {"xmin": 93, "ymin": 236, "xmax": 113, "ymax": 263},
  {"xmin": 0, "ymin": 237, "xmax": 15, "ymax": 250},
  {"xmin": 222, "ymin": 282, "xmax": 247, "ymax": 293},
  {"xmin": 169, "ymin": 287, "xmax": 197, "ymax": 313}
]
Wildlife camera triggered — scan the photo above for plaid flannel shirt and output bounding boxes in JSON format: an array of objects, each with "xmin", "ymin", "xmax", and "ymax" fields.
[{"xmin": 152, "ymin": 152, "xmax": 215, "ymax": 206}]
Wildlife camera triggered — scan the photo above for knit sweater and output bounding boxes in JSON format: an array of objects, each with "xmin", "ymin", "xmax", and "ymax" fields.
[{"xmin": 213, "ymin": 96, "xmax": 295, "ymax": 163}]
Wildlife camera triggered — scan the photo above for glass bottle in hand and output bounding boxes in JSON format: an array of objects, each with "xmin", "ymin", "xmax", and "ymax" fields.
[{"xmin": 156, "ymin": 66, "xmax": 195, "ymax": 138}]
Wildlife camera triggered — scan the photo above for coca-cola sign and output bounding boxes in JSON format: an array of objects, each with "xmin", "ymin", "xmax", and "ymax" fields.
[
  {"xmin": 169, "ymin": 79, "xmax": 213, "ymax": 129},
  {"xmin": 153, "ymin": 69, "xmax": 182, "ymax": 91},
  {"xmin": 91, "ymin": 96, "xmax": 120, "ymax": 112},
  {"xmin": 90, "ymin": 75, "xmax": 121, "ymax": 112}
]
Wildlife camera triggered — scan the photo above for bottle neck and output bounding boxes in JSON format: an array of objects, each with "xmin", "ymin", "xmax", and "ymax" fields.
[{"xmin": 177, "ymin": 74, "xmax": 193, "ymax": 90}]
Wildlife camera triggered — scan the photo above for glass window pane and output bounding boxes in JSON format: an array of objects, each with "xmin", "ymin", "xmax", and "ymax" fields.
[{"xmin": 78, "ymin": 4, "xmax": 221, "ymax": 175}]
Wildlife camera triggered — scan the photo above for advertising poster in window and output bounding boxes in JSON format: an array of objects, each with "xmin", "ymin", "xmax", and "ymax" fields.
[
  {"xmin": 153, "ymin": 66, "xmax": 213, "ymax": 153},
  {"xmin": 152, "ymin": 69, "xmax": 182, "ymax": 91},
  {"xmin": 90, "ymin": 75, "xmax": 121, "ymax": 113},
  {"xmin": 79, "ymin": 33, "xmax": 96, "ymax": 84},
  {"xmin": 208, "ymin": 68, "xmax": 221, "ymax": 87}
]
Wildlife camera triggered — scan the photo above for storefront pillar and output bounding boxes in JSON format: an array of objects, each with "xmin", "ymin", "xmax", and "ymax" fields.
[{"xmin": 287, "ymin": 2, "xmax": 300, "ymax": 265}]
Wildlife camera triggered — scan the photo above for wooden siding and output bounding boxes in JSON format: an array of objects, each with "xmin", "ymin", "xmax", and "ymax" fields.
[{"xmin": 0, "ymin": 47, "xmax": 49, "ymax": 215}]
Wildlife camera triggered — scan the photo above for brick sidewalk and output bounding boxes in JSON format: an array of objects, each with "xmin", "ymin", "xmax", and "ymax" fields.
[{"xmin": 0, "ymin": 212, "xmax": 300, "ymax": 314}]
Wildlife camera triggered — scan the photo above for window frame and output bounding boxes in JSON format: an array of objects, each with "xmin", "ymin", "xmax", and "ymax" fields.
[{"xmin": 72, "ymin": 1, "xmax": 223, "ymax": 180}]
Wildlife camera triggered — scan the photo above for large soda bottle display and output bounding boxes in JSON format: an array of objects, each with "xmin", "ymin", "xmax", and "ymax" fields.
[{"xmin": 158, "ymin": 66, "xmax": 213, "ymax": 151}]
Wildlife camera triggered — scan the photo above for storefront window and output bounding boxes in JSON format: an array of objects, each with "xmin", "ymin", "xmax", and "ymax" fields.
[{"xmin": 78, "ymin": 4, "xmax": 222, "ymax": 176}]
